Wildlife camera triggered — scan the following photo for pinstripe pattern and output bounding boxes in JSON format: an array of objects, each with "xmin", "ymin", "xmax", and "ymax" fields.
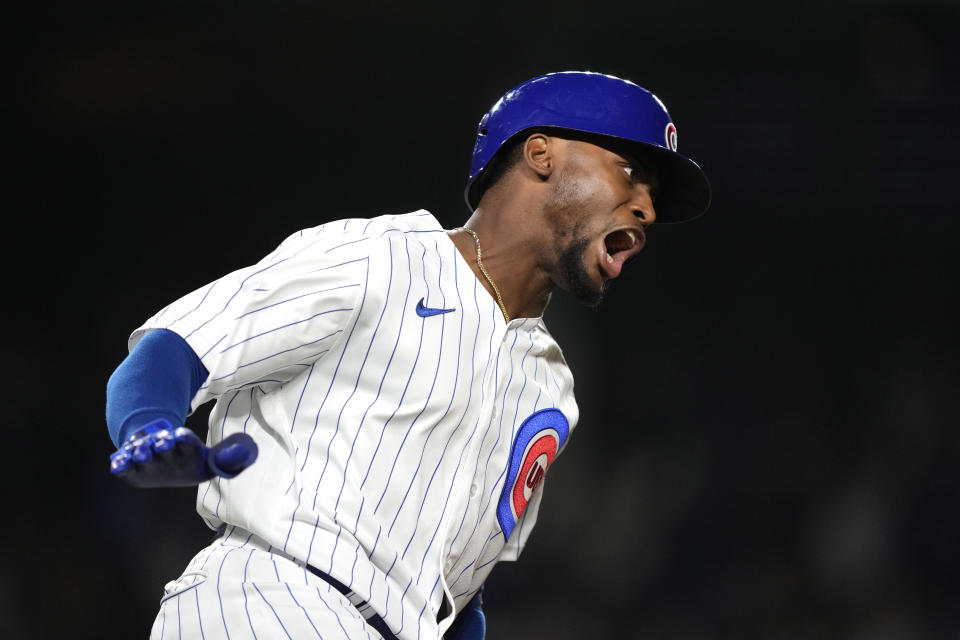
[
  {"xmin": 137, "ymin": 212, "xmax": 578, "ymax": 639},
  {"xmin": 150, "ymin": 530, "xmax": 383, "ymax": 640}
]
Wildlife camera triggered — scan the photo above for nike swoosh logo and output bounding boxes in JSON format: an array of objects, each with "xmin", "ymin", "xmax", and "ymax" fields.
[{"xmin": 416, "ymin": 298, "xmax": 456, "ymax": 317}]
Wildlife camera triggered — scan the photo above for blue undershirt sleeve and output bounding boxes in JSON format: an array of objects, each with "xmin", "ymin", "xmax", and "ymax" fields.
[
  {"xmin": 444, "ymin": 586, "xmax": 485, "ymax": 640},
  {"xmin": 106, "ymin": 328, "xmax": 209, "ymax": 447}
]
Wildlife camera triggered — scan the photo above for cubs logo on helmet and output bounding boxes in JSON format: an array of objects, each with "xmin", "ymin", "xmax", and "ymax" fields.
[
  {"xmin": 497, "ymin": 408, "xmax": 570, "ymax": 538},
  {"xmin": 665, "ymin": 122, "xmax": 678, "ymax": 151}
]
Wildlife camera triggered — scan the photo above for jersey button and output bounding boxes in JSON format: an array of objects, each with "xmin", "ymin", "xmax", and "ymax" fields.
[{"xmin": 469, "ymin": 482, "xmax": 480, "ymax": 498}]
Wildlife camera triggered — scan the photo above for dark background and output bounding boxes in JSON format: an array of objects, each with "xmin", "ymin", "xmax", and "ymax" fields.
[{"xmin": 8, "ymin": 1, "xmax": 959, "ymax": 638}]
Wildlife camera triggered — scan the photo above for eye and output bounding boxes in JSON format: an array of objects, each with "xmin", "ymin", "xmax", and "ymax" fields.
[{"xmin": 622, "ymin": 165, "xmax": 635, "ymax": 179}]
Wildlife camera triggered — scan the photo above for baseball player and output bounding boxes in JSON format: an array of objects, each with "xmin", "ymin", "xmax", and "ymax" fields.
[{"xmin": 106, "ymin": 71, "xmax": 711, "ymax": 639}]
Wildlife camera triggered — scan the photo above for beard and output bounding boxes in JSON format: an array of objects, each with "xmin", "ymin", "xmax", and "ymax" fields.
[
  {"xmin": 545, "ymin": 155, "xmax": 611, "ymax": 307},
  {"xmin": 558, "ymin": 234, "xmax": 608, "ymax": 307}
]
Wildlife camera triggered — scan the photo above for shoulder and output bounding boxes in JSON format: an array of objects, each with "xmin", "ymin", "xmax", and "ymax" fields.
[
  {"xmin": 362, "ymin": 210, "xmax": 444, "ymax": 237},
  {"xmin": 259, "ymin": 211, "xmax": 443, "ymax": 272},
  {"xmin": 351, "ymin": 211, "xmax": 454, "ymax": 271},
  {"xmin": 281, "ymin": 210, "xmax": 443, "ymax": 250},
  {"xmin": 530, "ymin": 319, "xmax": 577, "ymax": 387},
  {"xmin": 533, "ymin": 319, "xmax": 581, "ymax": 431}
]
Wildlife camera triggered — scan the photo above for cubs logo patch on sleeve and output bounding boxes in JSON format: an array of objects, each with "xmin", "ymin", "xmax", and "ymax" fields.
[{"xmin": 497, "ymin": 408, "xmax": 570, "ymax": 539}]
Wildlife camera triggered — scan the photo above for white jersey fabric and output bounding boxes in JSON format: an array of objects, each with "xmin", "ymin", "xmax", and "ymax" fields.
[{"xmin": 133, "ymin": 211, "xmax": 579, "ymax": 639}]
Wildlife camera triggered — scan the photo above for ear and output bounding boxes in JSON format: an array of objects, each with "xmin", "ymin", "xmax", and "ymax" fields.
[{"xmin": 522, "ymin": 133, "xmax": 554, "ymax": 179}]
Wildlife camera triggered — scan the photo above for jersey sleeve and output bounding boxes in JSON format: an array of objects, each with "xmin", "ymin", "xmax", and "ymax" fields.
[{"xmin": 129, "ymin": 224, "xmax": 369, "ymax": 409}]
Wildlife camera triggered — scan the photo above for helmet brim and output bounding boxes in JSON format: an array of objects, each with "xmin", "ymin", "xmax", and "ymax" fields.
[{"xmin": 629, "ymin": 140, "xmax": 712, "ymax": 224}]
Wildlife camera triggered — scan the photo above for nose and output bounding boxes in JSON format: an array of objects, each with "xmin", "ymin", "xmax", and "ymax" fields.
[
  {"xmin": 633, "ymin": 207, "xmax": 656, "ymax": 225},
  {"xmin": 631, "ymin": 187, "xmax": 657, "ymax": 225}
]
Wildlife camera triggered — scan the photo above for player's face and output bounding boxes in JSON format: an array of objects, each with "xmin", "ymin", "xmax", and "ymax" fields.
[{"xmin": 542, "ymin": 140, "xmax": 658, "ymax": 306}]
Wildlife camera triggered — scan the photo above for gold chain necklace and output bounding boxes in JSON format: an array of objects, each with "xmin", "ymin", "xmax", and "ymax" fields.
[{"xmin": 455, "ymin": 227, "xmax": 510, "ymax": 323}]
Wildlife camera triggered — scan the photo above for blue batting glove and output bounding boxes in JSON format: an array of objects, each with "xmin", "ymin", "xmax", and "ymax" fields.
[{"xmin": 109, "ymin": 418, "xmax": 258, "ymax": 488}]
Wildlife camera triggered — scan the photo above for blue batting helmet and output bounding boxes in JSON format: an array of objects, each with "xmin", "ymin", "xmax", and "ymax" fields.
[{"xmin": 465, "ymin": 71, "xmax": 712, "ymax": 223}]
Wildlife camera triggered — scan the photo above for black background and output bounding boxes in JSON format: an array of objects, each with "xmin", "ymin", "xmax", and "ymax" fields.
[{"xmin": 8, "ymin": 1, "xmax": 959, "ymax": 638}]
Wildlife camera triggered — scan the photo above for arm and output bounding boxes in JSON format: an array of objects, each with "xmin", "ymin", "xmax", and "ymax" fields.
[
  {"xmin": 107, "ymin": 328, "xmax": 208, "ymax": 446},
  {"xmin": 110, "ymin": 224, "xmax": 369, "ymax": 485},
  {"xmin": 106, "ymin": 328, "xmax": 257, "ymax": 487}
]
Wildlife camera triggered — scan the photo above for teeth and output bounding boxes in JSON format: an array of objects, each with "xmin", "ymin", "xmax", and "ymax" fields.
[
  {"xmin": 606, "ymin": 252, "xmax": 614, "ymax": 264},
  {"xmin": 626, "ymin": 230, "xmax": 637, "ymax": 246}
]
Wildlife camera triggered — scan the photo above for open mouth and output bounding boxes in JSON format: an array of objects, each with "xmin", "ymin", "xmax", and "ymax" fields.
[{"xmin": 600, "ymin": 229, "xmax": 644, "ymax": 278}]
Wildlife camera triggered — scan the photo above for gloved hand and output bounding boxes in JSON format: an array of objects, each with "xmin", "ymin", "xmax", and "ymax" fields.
[{"xmin": 109, "ymin": 418, "xmax": 258, "ymax": 488}]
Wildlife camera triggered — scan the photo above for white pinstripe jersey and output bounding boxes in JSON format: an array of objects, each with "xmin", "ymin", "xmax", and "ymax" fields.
[{"xmin": 132, "ymin": 211, "xmax": 579, "ymax": 639}]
